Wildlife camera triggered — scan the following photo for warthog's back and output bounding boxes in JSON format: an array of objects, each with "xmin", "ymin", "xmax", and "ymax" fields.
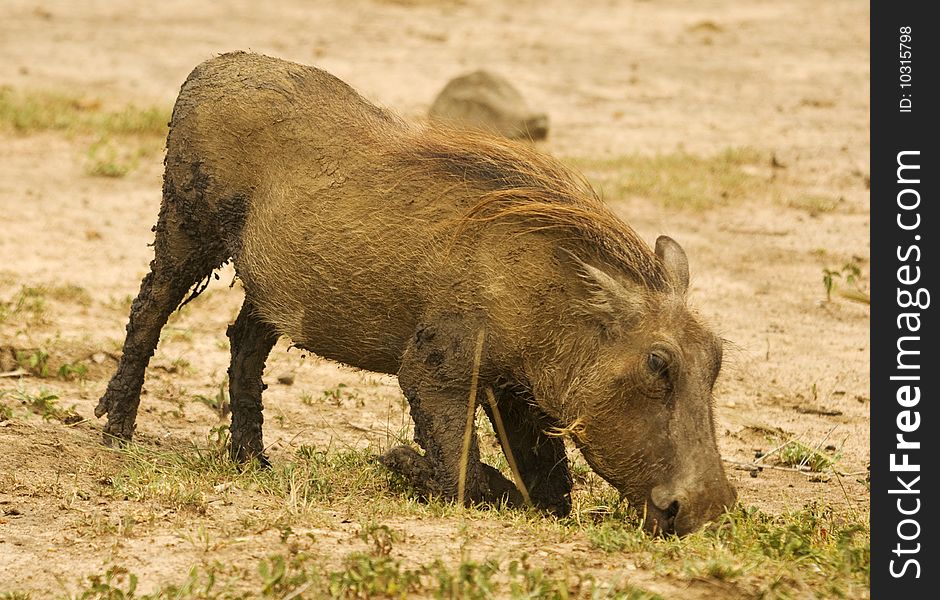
[
  {"xmin": 165, "ymin": 52, "xmax": 405, "ymax": 206},
  {"xmin": 164, "ymin": 53, "xmax": 483, "ymax": 374}
]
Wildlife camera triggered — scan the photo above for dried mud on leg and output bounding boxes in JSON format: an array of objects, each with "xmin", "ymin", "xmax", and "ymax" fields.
[{"xmin": 95, "ymin": 204, "xmax": 225, "ymax": 443}]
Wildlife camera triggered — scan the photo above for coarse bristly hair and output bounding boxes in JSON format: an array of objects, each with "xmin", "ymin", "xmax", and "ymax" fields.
[{"xmin": 390, "ymin": 125, "xmax": 670, "ymax": 291}]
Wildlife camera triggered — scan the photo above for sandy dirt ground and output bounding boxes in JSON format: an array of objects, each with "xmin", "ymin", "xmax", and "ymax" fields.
[{"xmin": 0, "ymin": 0, "xmax": 869, "ymax": 597}]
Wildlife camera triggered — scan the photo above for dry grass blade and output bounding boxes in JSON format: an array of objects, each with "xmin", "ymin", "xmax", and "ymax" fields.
[
  {"xmin": 483, "ymin": 386, "xmax": 532, "ymax": 507},
  {"xmin": 837, "ymin": 287, "xmax": 870, "ymax": 304},
  {"xmin": 545, "ymin": 418, "xmax": 586, "ymax": 439},
  {"xmin": 457, "ymin": 328, "xmax": 486, "ymax": 504}
]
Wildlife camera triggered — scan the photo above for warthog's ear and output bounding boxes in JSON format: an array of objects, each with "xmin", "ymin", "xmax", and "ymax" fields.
[
  {"xmin": 655, "ymin": 235, "xmax": 690, "ymax": 295},
  {"xmin": 558, "ymin": 249, "xmax": 645, "ymax": 327}
]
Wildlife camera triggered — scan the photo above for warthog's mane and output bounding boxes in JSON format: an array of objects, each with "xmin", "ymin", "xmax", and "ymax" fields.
[{"xmin": 394, "ymin": 127, "xmax": 668, "ymax": 290}]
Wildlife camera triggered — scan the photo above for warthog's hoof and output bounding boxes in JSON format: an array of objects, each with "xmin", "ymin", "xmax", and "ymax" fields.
[
  {"xmin": 100, "ymin": 413, "xmax": 137, "ymax": 445},
  {"xmin": 94, "ymin": 396, "xmax": 110, "ymax": 419},
  {"xmin": 378, "ymin": 446, "xmax": 435, "ymax": 489},
  {"xmin": 101, "ymin": 427, "xmax": 132, "ymax": 448},
  {"xmin": 230, "ymin": 444, "xmax": 271, "ymax": 469},
  {"xmin": 379, "ymin": 445, "xmax": 525, "ymax": 508}
]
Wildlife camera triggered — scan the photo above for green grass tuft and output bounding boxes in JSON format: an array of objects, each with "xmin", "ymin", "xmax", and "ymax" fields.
[
  {"xmin": 79, "ymin": 436, "xmax": 869, "ymax": 598},
  {"xmin": 568, "ymin": 148, "xmax": 767, "ymax": 209},
  {"xmin": 0, "ymin": 87, "xmax": 169, "ymax": 137}
]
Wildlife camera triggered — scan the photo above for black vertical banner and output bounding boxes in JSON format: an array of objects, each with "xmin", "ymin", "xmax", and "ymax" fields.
[{"xmin": 871, "ymin": 2, "xmax": 938, "ymax": 596}]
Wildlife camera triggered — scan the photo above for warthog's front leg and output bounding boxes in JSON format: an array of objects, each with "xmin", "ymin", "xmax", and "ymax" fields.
[
  {"xmin": 380, "ymin": 320, "xmax": 522, "ymax": 507},
  {"xmin": 481, "ymin": 387, "xmax": 572, "ymax": 516}
]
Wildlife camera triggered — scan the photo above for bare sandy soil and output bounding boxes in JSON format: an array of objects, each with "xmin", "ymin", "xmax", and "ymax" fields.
[{"xmin": 0, "ymin": 0, "xmax": 869, "ymax": 597}]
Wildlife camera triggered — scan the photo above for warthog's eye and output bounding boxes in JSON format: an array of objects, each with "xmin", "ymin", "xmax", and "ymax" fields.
[{"xmin": 647, "ymin": 352, "xmax": 669, "ymax": 376}]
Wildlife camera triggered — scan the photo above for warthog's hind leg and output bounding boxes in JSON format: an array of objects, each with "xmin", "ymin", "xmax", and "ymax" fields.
[
  {"xmin": 95, "ymin": 200, "xmax": 225, "ymax": 443},
  {"xmin": 227, "ymin": 300, "xmax": 279, "ymax": 465}
]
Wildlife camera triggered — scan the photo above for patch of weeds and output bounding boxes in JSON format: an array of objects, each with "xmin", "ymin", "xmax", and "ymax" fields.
[
  {"xmin": 183, "ymin": 525, "xmax": 226, "ymax": 553},
  {"xmin": 0, "ymin": 403, "xmax": 12, "ymax": 422},
  {"xmin": 576, "ymin": 499, "xmax": 867, "ymax": 595},
  {"xmin": 329, "ymin": 552, "xmax": 424, "ymax": 598},
  {"xmin": 58, "ymin": 361, "xmax": 89, "ymax": 381},
  {"xmin": 258, "ymin": 552, "xmax": 318, "ymax": 597},
  {"xmin": 153, "ymin": 566, "xmax": 221, "ymax": 600},
  {"xmin": 823, "ymin": 262, "xmax": 869, "ymax": 304},
  {"xmin": 0, "ymin": 387, "xmax": 80, "ymax": 423},
  {"xmin": 109, "ymin": 426, "xmax": 241, "ymax": 511},
  {"xmin": 504, "ymin": 556, "xmax": 588, "ymax": 599},
  {"xmin": 72, "ymin": 565, "xmax": 138, "ymax": 599},
  {"xmin": 15, "ymin": 348, "xmax": 50, "ymax": 377},
  {"xmin": 109, "ymin": 431, "xmax": 390, "ymax": 518},
  {"xmin": 77, "ymin": 513, "xmax": 138, "ymax": 540},
  {"xmin": 0, "ymin": 87, "xmax": 169, "ymax": 137},
  {"xmin": 433, "ymin": 558, "xmax": 500, "ymax": 599},
  {"xmin": 357, "ymin": 522, "xmax": 401, "ymax": 557},
  {"xmin": 86, "ymin": 441, "xmax": 868, "ymax": 597},
  {"xmin": 193, "ymin": 378, "xmax": 228, "ymax": 415},
  {"xmin": 2, "ymin": 88, "xmax": 168, "ymax": 178},
  {"xmin": 1, "ymin": 283, "xmax": 92, "ymax": 326},
  {"xmin": 264, "ymin": 444, "xmax": 391, "ymax": 511},
  {"xmin": 106, "ymin": 294, "xmax": 134, "ymax": 312},
  {"xmin": 701, "ymin": 504, "xmax": 867, "ymax": 595},
  {"xmin": 170, "ymin": 356, "xmax": 194, "ymax": 374},
  {"xmin": 777, "ymin": 440, "xmax": 836, "ymax": 472},
  {"xmin": 76, "ymin": 512, "xmax": 119, "ymax": 538},
  {"xmin": 1, "ymin": 286, "xmax": 47, "ymax": 325},
  {"xmin": 85, "ymin": 137, "xmax": 135, "ymax": 178},
  {"xmin": 567, "ymin": 147, "xmax": 767, "ymax": 209},
  {"xmin": 681, "ymin": 554, "xmax": 744, "ymax": 582},
  {"xmin": 77, "ymin": 551, "xmax": 663, "ymax": 599},
  {"xmin": 321, "ymin": 383, "xmax": 363, "ymax": 407}
]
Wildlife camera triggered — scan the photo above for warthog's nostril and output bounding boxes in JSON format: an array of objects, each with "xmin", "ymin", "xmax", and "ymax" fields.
[{"xmin": 666, "ymin": 499, "xmax": 680, "ymax": 521}]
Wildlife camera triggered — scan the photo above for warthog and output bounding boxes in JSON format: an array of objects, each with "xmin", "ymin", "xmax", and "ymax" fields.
[
  {"xmin": 429, "ymin": 70, "xmax": 549, "ymax": 141},
  {"xmin": 96, "ymin": 52, "xmax": 735, "ymax": 535}
]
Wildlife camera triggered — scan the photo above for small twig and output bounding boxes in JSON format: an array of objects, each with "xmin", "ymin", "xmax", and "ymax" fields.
[
  {"xmin": 724, "ymin": 458, "xmax": 866, "ymax": 478},
  {"xmin": 724, "ymin": 459, "xmax": 817, "ymax": 476},
  {"xmin": 753, "ymin": 438, "xmax": 795, "ymax": 465},
  {"xmin": 0, "ymin": 370, "xmax": 29, "ymax": 378},
  {"xmin": 343, "ymin": 422, "xmax": 386, "ymax": 435}
]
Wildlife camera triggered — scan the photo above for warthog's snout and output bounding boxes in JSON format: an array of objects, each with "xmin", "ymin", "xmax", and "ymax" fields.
[{"xmin": 648, "ymin": 475, "xmax": 737, "ymax": 536}]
